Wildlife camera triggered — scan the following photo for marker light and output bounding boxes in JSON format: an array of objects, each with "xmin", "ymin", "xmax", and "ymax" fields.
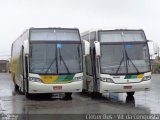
[
  {"xmin": 29, "ymin": 77, "xmax": 42, "ymax": 82},
  {"xmin": 73, "ymin": 76, "xmax": 83, "ymax": 82},
  {"xmin": 100, "ymin": 77, "xmax": 114, "ymax": 83},
  {"xmin": 142, "ymin": 75, "xmax": 151, "ymax": 81}
]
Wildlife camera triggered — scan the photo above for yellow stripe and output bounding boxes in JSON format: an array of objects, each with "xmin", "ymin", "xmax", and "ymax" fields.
[
  {"xmin": 137, "ymin": 74, "xmax": 144, "ymax": 78},
  {"xmin": 40, "ymin": 75, "xmax": 58, "ymax": 84}
]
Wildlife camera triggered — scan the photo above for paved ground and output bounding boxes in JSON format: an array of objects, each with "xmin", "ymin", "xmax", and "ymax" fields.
[{"xmin": 0, "ymin": 73, "xmax": 160, "ymax": 119}]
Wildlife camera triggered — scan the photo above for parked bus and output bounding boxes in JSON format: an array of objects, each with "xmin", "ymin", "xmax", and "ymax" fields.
[
  {"xmin": 11, "ymin": 28, "xmax": 85, "ymax": 98},
  {"xmin": 81, "ymin": 29, "xmax": 151, "ymax": 96}
]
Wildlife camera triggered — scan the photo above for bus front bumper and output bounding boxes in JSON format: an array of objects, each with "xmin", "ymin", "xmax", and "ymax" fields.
[
  {"xmin": 100, "ymin": 80, "xmax": 151, "ymax": 93},
  {"xmin": 28, "ymin": 81, "xmax": 83, "ymax": 94}
]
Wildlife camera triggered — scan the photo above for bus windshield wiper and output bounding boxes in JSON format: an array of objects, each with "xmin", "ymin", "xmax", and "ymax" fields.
[
  {"xmin": 124, "ymin": 49, "xmax": 139, "ymax": 74},
  {"xmin": 115, "ymin": 49, "xmax": 139, "ymax": 74},
  {"xmin": 58, "ymin": 48, "xmax": 70, "ymax": 74},
  {"xmin": 45, "ymin": 47, "xmax": 70, "ymax": 74},
  {"xmin": 45, "ymin": 47, "xmax": 57, "ymax": 74},
  {"xmin": 115, "ymin": 50, "xmax": 125, "ymax": 74},
  {"xmin": 119, "ymin": 32, "xmax": 139, "ymax": 74},
  {"xmin": 45, "ymin": 57, "xmax": 56, "ymax": 74}
]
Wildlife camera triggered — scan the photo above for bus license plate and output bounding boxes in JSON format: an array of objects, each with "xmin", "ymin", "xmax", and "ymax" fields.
[
  {"xmin": 53, "ymin": 86, "xmax": 62, "ymax": 90},
  {"xmin": 123, "ymin": 86, "xmax": 132, "ymax": 89}
]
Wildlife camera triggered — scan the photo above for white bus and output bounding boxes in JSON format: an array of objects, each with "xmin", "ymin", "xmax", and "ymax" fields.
[
  {"xmin": 81, "ymin": 29, "xmax": 151, "ymax": 96},
  {"xmin": 11, "ymin": 28, "xmax": 84, "ymax": 98}
]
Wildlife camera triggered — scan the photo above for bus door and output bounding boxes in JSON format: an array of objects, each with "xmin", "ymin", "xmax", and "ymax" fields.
[{"xmin": 19, "ymin": 46, "xmax": 25, "ymax": 92}]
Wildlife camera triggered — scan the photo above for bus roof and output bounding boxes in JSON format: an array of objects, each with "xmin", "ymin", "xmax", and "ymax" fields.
[{"xmin": 81, "ymin": 28, "xmax": 144, "ymax": 36}]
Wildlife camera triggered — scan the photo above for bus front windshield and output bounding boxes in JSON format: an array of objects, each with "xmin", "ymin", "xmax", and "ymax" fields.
[
  {"xmin": 29, "ymin": 43, "xmax": 82, "ymax": 74},
  {"xmin": 100, "ymin": 44, "xmax": 150, "ymax": 75}
]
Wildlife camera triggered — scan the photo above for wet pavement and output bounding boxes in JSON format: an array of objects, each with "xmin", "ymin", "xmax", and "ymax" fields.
[{"xmin": 0, "ymin": 73, "xmax": 160, "ymax": 119}]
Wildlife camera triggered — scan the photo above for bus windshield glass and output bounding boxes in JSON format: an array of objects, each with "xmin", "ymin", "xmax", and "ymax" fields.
[
  {"xmin": 100, "ymin": 30, "xmax": 150, "ymax": 75},
  {"xmin": 29, "ymin": 43, "xmax": 82, "ymax": 74}
]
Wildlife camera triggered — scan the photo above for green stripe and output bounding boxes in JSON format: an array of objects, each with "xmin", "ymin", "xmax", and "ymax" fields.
[
  {"xmin": 66, "ymin": 75, "xmax": 74, "ymax": 80},
  {"xmin": 55, "ymin": 75, "xmax": 74, "ymax": 82},
  {"xmin": 125, "ymin": 75, "xmax": 137, "ymax": 79}
]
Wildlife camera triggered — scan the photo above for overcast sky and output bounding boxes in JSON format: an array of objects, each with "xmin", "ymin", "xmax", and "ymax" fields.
[{"xmin": 0, "ymin": 0, "xmax": 159, "ymax": 59}]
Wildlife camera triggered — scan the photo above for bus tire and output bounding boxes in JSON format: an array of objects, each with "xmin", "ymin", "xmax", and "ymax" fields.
[
  {"xmin": 41, "ymin": 93, "xmax": 52, "ymax": 98},
  {"xmin": 25, "ymin": 91, "xmax": 33, "ymax": 99},
  {"xmin": 91, "ymin": 92, "xmax": 102, "ymax": 98},
  {"xmin": 127, "ymin": 92, "xmax": 135, "ymax": 96},
  {"xmin": 19, "ymin": 86, "xmax": 24, "ymax": 95},
  {"xmin": 82, "ymin": 89, "xmax": 87, "ymax": 94},
  {"xmin": 14, "ymin": 84, "xmax": 19, "ymax": 91},
  {"xmin": 24, "ymin": 85, "xmax": 33, "ymax": 99},
  {"xmin": 19, "ymin": 81, "xmax": 25, "ymax": 95},
  {"xmin": 65, "ymin": 92, "xmax": 72, "ymax": 99}
]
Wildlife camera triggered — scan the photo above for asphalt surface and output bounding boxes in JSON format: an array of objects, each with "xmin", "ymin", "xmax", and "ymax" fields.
[{"xmin": 0, "ymin": 73, "xmax": 160, "ymax": 120}]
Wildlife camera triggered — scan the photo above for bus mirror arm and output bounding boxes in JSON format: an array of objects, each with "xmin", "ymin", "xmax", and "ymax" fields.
[
  {"xmin": 147, "ymin": 40, "xmax": 152, "ymax": 42},
  {"xmin": 94, "ymin": 41, "xmax": 100, "ymax": 56}
]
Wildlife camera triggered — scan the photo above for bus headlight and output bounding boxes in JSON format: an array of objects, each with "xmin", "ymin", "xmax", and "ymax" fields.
[
  {"xmin": 142, "ymin": 75, "xmax": 151, "ymax": 81},
  {"xmin": 100, "ymin": 77, "xmax": 114, "ymax": 83},
  {"xmin": 73, "ymin": 76, "xmax": 83, "ymax": 82},
  {"xmin": 29, "ymin": 77, "xmax": 42, "ymax": 82}
]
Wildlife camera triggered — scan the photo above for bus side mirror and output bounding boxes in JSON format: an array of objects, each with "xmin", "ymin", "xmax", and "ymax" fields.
[
  {"xmin": 83, "ymin": 40, "xmax": 90, "ymax": 56},
  {"xmin": 94, "ymin": 41, "xmax": 100, "ymax": 56}
]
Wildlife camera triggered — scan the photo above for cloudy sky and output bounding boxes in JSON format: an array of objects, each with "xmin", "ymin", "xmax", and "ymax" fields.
[{"xmin": 0, "ymin": 0, "xmax": 159, "ymax": 59}]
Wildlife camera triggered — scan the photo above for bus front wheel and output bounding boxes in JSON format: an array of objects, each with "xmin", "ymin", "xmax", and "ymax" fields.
[
  {"xmin": 19, "ymin": 81, "xmax": 25, "ymax": 95},
  {"xmin": 127, "ymin": 92, "xmax": 135, "ymax": 96},
  {"xmin": 14, "ymin": 84, "xmax": 19, "ymax": 91},
  {"xmin": 65, "ymin": 92, "xmax": 72, "ymax": 99},
  {"xmin": 25, "ymin": 91, "xmax": 33, "ymax": 99},
  {"xmin": 91, "ymin": 92, "xmax": 102, "ymax": 98},
  {"xmin": 24, "ymin": 85, "xmax": 33, "ymax": 99}
]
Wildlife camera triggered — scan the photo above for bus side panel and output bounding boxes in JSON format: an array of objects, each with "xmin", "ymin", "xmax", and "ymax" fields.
[{"xmin": 11, "ymin": 30, "xmax": 29, "ymax": 87}]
